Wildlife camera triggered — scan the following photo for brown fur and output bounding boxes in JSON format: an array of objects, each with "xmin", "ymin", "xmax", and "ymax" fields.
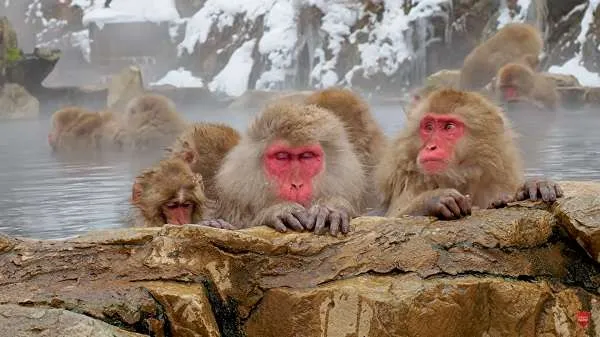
[
  {"xmin": 495, "ymin": 62, "xmax": 559, "ymax": 111},
  {"xmin": 375, "ymin": 88, "xmax": 524, "ymax": 217},
  {"xmin": 460, "ymin": 23, "xmax": 543, "ymax": 90},
  {"xmin": 167, "ymin": 122, "xmax": 241, "ymax": 201},
  {"xmin": 49, "ymin": 107, "xmax": 121, "ymax": 152},
  {"xmin": 304, "ymin": 87, "xmax": 386, "ymax": 210},
  {"xmin": 210, "ymin": 102, "xmax": 365, "ymax": 228},
  {"xmin": 119, "ymin": 94, "xmax": 187, "ymax": 151},
  {"xmin": 129, "ymin": 157, "xmax": 206, "ymax": 227}
]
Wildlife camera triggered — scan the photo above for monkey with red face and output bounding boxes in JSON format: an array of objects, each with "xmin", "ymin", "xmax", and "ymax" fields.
[
  {"xmin": 375, "ymin": 88, "xmax": 563, "ymax": 219},
  {"xmin": 200, "ymin": 102, "xmax": 365, "ymax": 235}
]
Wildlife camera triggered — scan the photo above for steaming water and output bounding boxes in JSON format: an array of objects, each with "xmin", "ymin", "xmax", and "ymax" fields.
[{"xmin": 0, "ymin": 106, "xmax": 598, "ymax": 240}]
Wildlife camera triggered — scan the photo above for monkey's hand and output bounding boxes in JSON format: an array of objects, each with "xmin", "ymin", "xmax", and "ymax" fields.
[
  {"xmin": 253, "ymin": 202, "xmax": 310, "ymax": 233},
  {"xmin": 305, "ymin": 198, "xmax": 355, "ymax": 236},
  {"xmin": 406, "ymin": 188, "xmax": 471, "ymax": 220},
  {"xmin": 198, "ymin": 219, "xmax": 237, "ymax": 230},
  {"xmin": 488, "ymin": 192, "xmax": 515, "ymax": 209},
  {"xmin": 515, "ymin": 178, "xmax": 564, "ymax": 203}
]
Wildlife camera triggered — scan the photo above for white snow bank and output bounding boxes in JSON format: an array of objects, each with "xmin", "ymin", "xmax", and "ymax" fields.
[
  {"xmin": 72, "ymin": 0, "xmax": 180, "ymax": 27},
  {"xmin": 548, "ymin": 0, "xmax": 600, "ymax": 87},
  {"xmin": 178, "ymin": 0, "xmax": 277, "ymax": 55},
  {"xmin": 150, "ymin": 68, "xmax": 205, "ymax": 88},
  {"xmin": 208, "ymin": 39, "xmax": 257, "ymax": 96},
  {"xmin": 497, "ymin": 0, "xmax": 531, "ymax": 29}
]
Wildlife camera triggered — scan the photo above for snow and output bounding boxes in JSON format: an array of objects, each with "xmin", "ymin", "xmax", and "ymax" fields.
[
  {"xmin": 72, "ymin": 0, "xmax": 180, "ymax": 28},
  {"xmin": 497, "ymin": 0, "xmax": 531, "ymax": 29},
  {"xmin": 150, "ymin": 68, "xmax": 205, "ymax": 88},
  {"xmin": 208, "ymin": 39, "xmax": 257, "ymax": 96},
  {"xmin": 548, "ymin": 0, "xmax": 600, "ymax": 86}
]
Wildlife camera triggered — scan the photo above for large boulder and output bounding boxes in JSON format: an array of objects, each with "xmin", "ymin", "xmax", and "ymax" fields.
[
  {"xmin": 106, "ymin": 66, "xmax": 145, "ymax": 112},
  {"xmin": 0, "ymin": 181, "xmax": 600, "ymax": 335},
  {"xmin": 0, "ymin": 83, "xmax": 39, "ymax": 119}
]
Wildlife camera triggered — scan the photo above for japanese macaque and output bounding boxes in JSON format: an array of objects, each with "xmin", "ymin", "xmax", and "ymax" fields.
[
  {"xmin": 494, "ymin": 62, "xmax": 559, "ymax": 111},
  {"xmin": 118, "ymin": 94, "xmax": 187, "ymax": 151},
  {"xmin": 129, "ymin": 157, "xmax": 207, "ymax": 227},
  {"xmin": 304, "ymin": 88, "xmax": 386, "ymax": 210},
  {"xmin": 201, "ymin": 102, "xmax": 365, "ymax": 235},
  {"xmin": 460, "ymin": 23, "xmax": 543, "ymax": 90},
  {"xmin": 167, "ymin": 122, "xmax": 241, "ymax": 201},
  {"xmin": 48, "ymin": 107, "xmax": 121, "ymax": 153},
  {"xmin": 375, "ymin": 88, "xmax": 562, "ymax": 220}
]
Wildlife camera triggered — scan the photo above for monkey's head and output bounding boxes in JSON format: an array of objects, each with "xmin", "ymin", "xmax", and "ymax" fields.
[
  {"xmin": 131, "ymin": 158, "xmax": 206, "ymax": 226},
  {"xmin": 218, "ymin": 102, "xmax": 363, "ymax": 209},
  {"xmin": 407, "ymin": 89, "xmax": 510, "ymax": 178},
  {"xmin": 124, "ymin": 94, "xmax": 178, "ymax": 128},
  {"xmin": 496, "ymin": 63, "xmax": 535, "ymax": 102}
]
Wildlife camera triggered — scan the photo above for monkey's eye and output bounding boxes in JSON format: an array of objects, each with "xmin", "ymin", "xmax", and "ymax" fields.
[
  {"xmin": 180, "ymin": 202, "xmax": 193, "ymax": 209},
  {"xmin": 444, "ymin": 122, "xmax": 456, "ymax": 130},
  {"xmin": 299, "ymin": 152, "xmax": 316, "ymax": 160},
  {"xmin": 423, "ymin": 122, "xmax": 434, "ymax": 132},
  {"xmin": 166, "ymin": 202, "xmax": 178, "ymax": 209},
  {"xmin": 274, "ymin": 152, "xmax": 291, "ymax": 160}
]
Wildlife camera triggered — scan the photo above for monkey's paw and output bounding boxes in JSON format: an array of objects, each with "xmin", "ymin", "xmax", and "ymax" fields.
[
  {"xmin": 267, "ymin": 203, "xmax": 310, "ymax": 233},
  {"xmin": 305, "ymin": 205, "xmax": 350, "ymax": 236},
  {"xmin": 489, "ymin": 192, "xmax": 515, "ymax": 209},
  {"xmin": 425, "ymin": 189, "xmax": 472, "ymax": 220},
  {"xmin": 198, "ymin": 219, "xmax": 237, "ymax": 230},
  {"xmin": 516, "ymin": 178, "xmax": 564, "ymax": 203}
]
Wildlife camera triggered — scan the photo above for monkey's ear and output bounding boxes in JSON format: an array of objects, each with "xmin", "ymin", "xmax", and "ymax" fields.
[
  {"xmin": 192, "ymin": 173, "xmax": 204, "ymax": 189},
  {"xmin": 181, "ymin": 149, "xmax": 196, "ymax": 164},
  {"xmin": 131, "ymin": 182, "xmax": 144, "ymax": 204}
]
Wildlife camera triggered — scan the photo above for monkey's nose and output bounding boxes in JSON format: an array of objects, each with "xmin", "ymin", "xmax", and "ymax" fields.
[
  {"xmin": 291, "ymin": 183, "xmax": 304, "ymax": 190},
  {"xmin": 427, "ymin": 144, "xmax": 438, "ymax": 151}
]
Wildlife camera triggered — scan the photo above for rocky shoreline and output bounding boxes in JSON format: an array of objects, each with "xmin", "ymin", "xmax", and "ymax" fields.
[{"xmin": 0, "ymin": 180, "xmax": 598, "ymax": 336}]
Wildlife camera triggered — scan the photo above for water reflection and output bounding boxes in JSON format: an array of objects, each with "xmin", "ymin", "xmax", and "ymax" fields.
[{"xmin": 0, "ymin": 105, "xmax": 597, "ymax": 239}]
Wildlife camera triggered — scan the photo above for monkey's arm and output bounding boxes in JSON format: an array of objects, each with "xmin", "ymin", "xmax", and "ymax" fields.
[
  {"xmin": 387, "ymin": 188, "xmax": 472, "ymax": 220},
  {"xmin": 250, "ymin": 202, "xmax": 309, "ymax": 233}
]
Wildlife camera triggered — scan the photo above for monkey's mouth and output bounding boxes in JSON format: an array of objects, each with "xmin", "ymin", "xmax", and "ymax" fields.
[{"xmin": 419, "ymin": 159, "xmax": 449, "ymax": 174}]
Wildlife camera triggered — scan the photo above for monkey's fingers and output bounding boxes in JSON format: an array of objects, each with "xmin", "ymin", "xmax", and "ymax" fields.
[
  {"xmin": 312, "ymin": 207, "xmax": 329, "ymax": 235},
  {"xmin": 328, "ymin": 211, "xmax": 342, "ymax": 236},
  {"xmin": 538, "ymin": 181, "xmax": 555, "ymax": 202},
  {"xmin": 340, "ymin": 211, "xmax": 350, "ymax": 234},
  {"xmin": 442, "ymin": 197, "xmax": 462, "ymax": 218},
  {"xmin": 213, "ymin": 219, "xmax": 236, "ymax": 230},
  {"xmin": 292, "ymin": 209, "xmax": 311, "ymax": 230},
  {"xmin": 281, "ymin": 213, "xmax": 304, "ymax": 232},
  {"xmin": 270, "ymin": 218, "xmax": 288, "ymax": 233},
  {"xmin": 431, "ymin": 202, "xmax": 454, "ymax": 220},
  {"xmin": 455, "ymin": 195, "xmax": 472, "ymax": 215},
  {"xmin": 555, "ymin": 183, "xmax": 564, "ymax": 198}
]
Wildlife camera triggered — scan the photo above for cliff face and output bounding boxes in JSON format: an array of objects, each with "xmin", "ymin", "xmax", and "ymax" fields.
[
  {"xmin": 3, "ymin": 1, "xmax": 600, "ymax": 94},
  {"xmin": 0, "ymin": 181, "xmax": 600, "ymax": 336}
]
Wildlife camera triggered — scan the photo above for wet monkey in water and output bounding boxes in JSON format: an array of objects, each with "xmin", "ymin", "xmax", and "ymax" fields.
[
  {"xmin": 459, "ymin": 23, "xmax": 543, "ymax": 90},
  {"xmin": 494, "ymin": 62, "xmax": 559, "ymax": 111},
  {"xmin": 129, "ymin": 157, "xmax": 208, "ymax": 227},
  {"xmin": 375, "ymin": 88, "xmax": 562, "ymax": 219},
  {"xmin": 200, "ymin": 102, "xmax": 365, "ymax": 236},
  {"xmin": 48, "ymin": 107, "xmax": 120, "ymax": 153}
]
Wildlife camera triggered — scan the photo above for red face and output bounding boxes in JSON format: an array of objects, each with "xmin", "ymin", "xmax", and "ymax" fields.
[
  {"xmin": 48, "ymin": 132, "xmax": 56, "ymax": 148},
  {"xmin": 417, "ymin": 113, "xmax": 465, "ymax": 174},
  {"xmin": 264, "ymin": 141, "xmax": 324, "ymax": 206},
  {"xmin": 162, "ymin": 200, "xmax": 194, "ymax": 225},
  {"xmin": 502, "ymin": 86, "xmax": 519, "ymax": 101}
]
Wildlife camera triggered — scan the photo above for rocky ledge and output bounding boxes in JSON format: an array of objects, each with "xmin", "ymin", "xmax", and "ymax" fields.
[{"xmin": 1, "ymin": 181, "xmax": 600, "ymax": 336}]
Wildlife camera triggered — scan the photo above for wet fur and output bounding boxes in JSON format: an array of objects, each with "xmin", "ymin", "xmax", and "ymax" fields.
[
  {"xmin": 50, "ymin": 107, "xmax": 121, "ymax": 152},
  {"xmin": 375, "ymin": 88, "xmax": 524, "ymax": 216},
  {"xmin": 495, "ymin": 63, "xmax": 559, "ymax": 111},
  {"xmin": 211, "ymin": 102, "xmax": 366, "ymax": 228}
]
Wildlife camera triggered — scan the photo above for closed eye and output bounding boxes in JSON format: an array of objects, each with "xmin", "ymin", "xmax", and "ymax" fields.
[
  {"xmin": 299, "ymin": 152, "xmax": 316, "ymax": 159},
  {"xmin": 274, "ymin": 152, "xmax": 291, "ymax": 160}
]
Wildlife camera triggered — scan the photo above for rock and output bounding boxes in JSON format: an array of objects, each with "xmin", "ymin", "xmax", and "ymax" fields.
[
  {"xmin": 0, "ymin": 16, "xmax": 19, "ymax": 85},
  {"xmin": 245, "ymin": 275, "xmax": 600, "ymax": 337},
  {"xmin": 7, "ymin": 47, "xmax": 62, "ymax": 95},
  {"xmin": 554, "ymin": 181, "xmax": 600, "ymax": 263},
  {"xmin": 424, "ymin": 69, "xmax": 461, "ymax": 88},
  {"xmin": 174, "ymin": 0, "xmax": 206, "ymax": 17},
  {"xmin": 541, "ymin": 73, "xmax": 581, "ymax": 88},
  {"xmin": 0, "ymin": 198, "xmax": 599, "ymax": 335},
  {"xmin": 584, "ymin": 87, "xmax": 600, "ymax": 106},
  {"xmin": 0, "ymin": 83, "xmax": 39, "ymax": 120},
  {"xmin": 143, "ymin": 282, "xmax": 220, "ymax": 337},
  {"xmin": 107, "ymin": 66, "xmax": 145, "ymax": 112},
  {"xmin": 557, "ymin": 86, "xmax": 586, "ymax": 109},
  {"xmin": 0, "ymin": 304, "xmax": 148, "ymax": 337}
]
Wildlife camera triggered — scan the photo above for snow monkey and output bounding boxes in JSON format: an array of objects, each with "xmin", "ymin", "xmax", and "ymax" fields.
[
  {"xmin": 48, "ymin": 107, "xmax": 120, "ymax": 153},
  {"xmin": 129, "ymin": 157, "xmax": 206, "ymax": 227},
  {"xmin": 494, "ymin": 62, "xmax": 559, "ymax": 111},
  {"xmin": 375, "ymin": 88, "xmax": 563, "ymax": 219},
  {"xmin": 460, "ymin": 23, "xmax": 543, "ymax": 90},
  {"xmin": 167, "ymin": 122, "xmax": 241, "ymax": 201},
  {"xmin": 304, "ymin": 87, "xmax": 387, "ymax": 210},
  {"xmin": 200, "ymin": 102, "xmax": 366, "ymax": 236},
  {"xmin": 118, "ymin": 93, "xmax": 188, "ymax": 151}
]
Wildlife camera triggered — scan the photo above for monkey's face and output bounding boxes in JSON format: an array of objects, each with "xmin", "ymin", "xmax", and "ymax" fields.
[
  {"xmin": 497, "ymin": 64, "xmax": 534, "ymax": 101},
  {"xmin": 416, "ymin": 113, "xmax": 465, "ymax": 175},
  {"xmin": 160, "ymin": 192, "xmax": 196, "ymax": 226},
  {"xmin": 263, "ymin": 140, "xmax": 324, "ymax": 207}
]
